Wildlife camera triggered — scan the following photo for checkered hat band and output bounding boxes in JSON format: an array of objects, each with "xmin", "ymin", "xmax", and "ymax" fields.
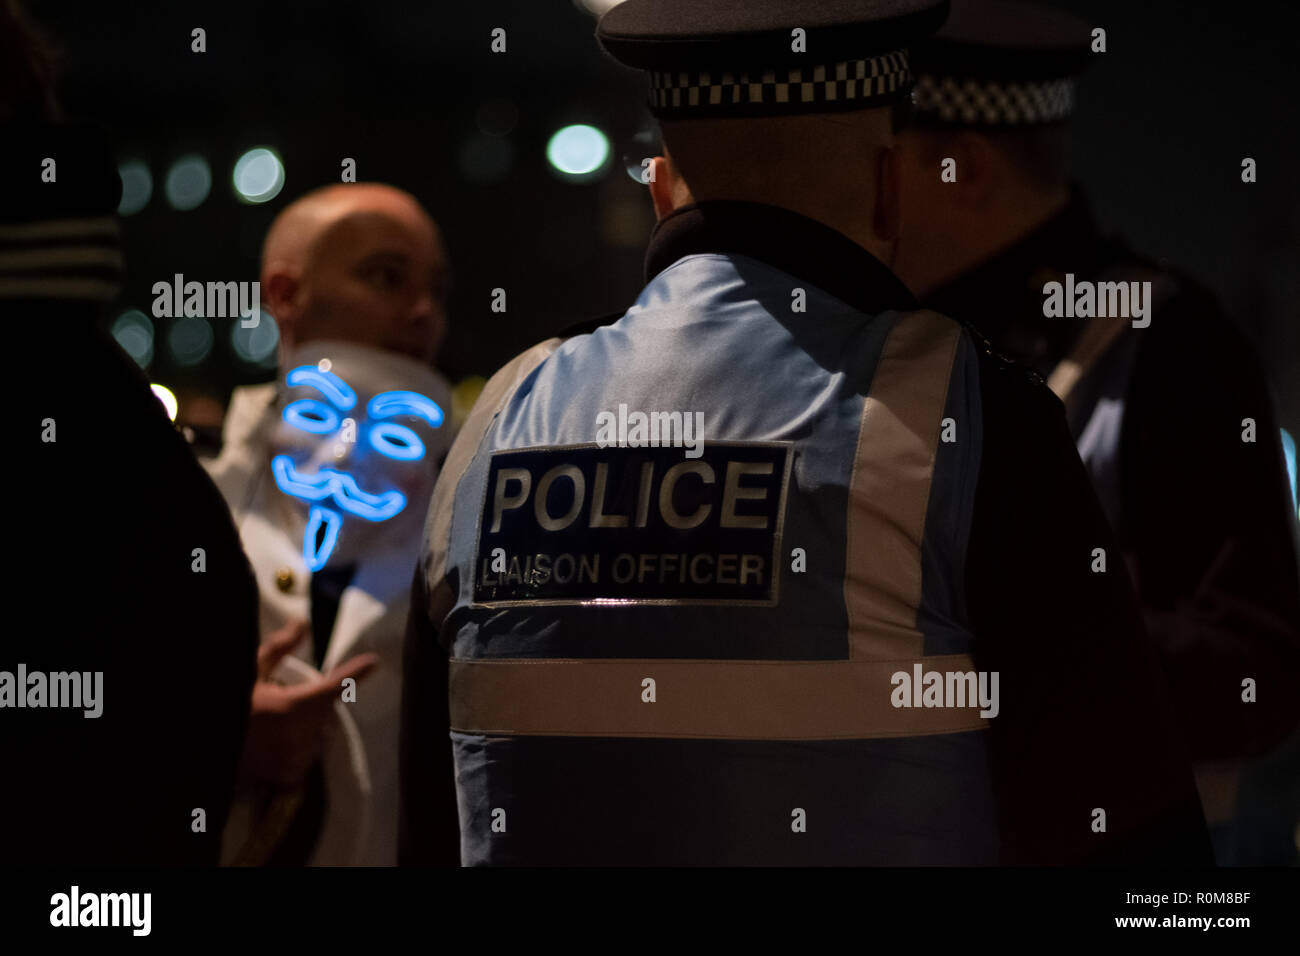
[
  {"xmin": 649, "ymin": 50, "xmax": 911, "ymax": 115},
  {"xmin": 912, "ymin": 74, "xmax": 1077, "ymax": 125}
]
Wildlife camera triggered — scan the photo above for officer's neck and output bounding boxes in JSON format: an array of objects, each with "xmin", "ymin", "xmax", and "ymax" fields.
[{"xmin": 663, "ymin": 183, "xmax": 897, "ymax": 273}]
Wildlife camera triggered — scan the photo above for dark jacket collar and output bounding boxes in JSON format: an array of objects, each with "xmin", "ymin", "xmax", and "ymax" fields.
[
  {"xmin": 925, "ymin": 186, "xmax": 1128, "ymax": 342},
  {"xmin": 645, "ymin": 200, "xmax": 919, "ymax": 316}
]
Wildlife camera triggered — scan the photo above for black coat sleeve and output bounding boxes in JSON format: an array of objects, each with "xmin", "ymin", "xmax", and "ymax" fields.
[
  {"xmin": 398, "ymin": 562, "xmax": 462, "ymax": 866},
  {"xmin": 12, "ymin": 318, "xmax": 259, "ymax": 866},
  {"xmin": 1122, "ymin": 289, "xmax": 1300, "ymax": 760},
  {"xmin": 966, "ymin": 349, "xmax": 1213, "ymax": 865}
]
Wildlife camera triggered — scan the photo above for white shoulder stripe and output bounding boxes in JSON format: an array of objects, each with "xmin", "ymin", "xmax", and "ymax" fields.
[
  {"xmin": 0, "ymin": 246, "xmax": 125, "ymax": 270},
  {"xmin": 0, "ymin": 276, "xmax": 121, "ymax": 300},
  {"xmin": 0, "ymin": 217, "xmax": 121, "ymax": 242}
]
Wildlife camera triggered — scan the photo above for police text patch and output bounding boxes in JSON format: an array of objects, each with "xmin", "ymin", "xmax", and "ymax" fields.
[{"xmin": 473, "ymin": 442, "xmax": 792, "ymax": 605}]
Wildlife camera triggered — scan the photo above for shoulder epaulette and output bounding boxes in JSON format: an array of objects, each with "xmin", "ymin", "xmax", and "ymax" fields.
[
  {"xmin": 959, "ymin": 318, "xmax": 1047, "ymax": 388},
  {"xmin": 556, "ymin": 311, "xmax": 626, "ymax": 340}
]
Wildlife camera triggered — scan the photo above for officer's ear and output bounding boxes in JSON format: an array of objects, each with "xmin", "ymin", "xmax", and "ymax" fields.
[
  {"xmin": 873, "ymin": 145, "xmax": 902, "ymax": 242},
  {"xmin": 947, "ymin": 131, "xmax": 1001, "ymax": 207},
  {"xmin": 647, "ymin": 155, "xmax": 677, "ymax": 220},
  {"xmin": 262, "ymin": 263, "xmax": 303, "ymax": 346}
]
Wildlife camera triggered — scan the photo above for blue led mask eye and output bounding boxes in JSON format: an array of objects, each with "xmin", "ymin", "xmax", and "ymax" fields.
[
  {"xmin": 283, "ymin": 398, "xmax": 341, "ymax": 434},
  {"xmin": 369, "ymin": 422, "xmax": 425, "ymax": 460},
  {"xmin": 274, "ymin": 366, "xmax": 444, "ymax": 571}
]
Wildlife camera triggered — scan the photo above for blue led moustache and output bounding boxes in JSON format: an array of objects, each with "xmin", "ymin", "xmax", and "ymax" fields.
[
  {"xmin": 273, "ymin": 364, "xmax": 444, "ymax": 571},
  {"xmin": 271, "ymin": 456, "xmax": 407, "ymax": 521}
]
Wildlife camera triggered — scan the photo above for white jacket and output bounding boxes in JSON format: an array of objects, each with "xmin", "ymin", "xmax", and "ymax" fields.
[{"xmin": 207, "ymin": 368, "xmax": 451, "ymax": 865}]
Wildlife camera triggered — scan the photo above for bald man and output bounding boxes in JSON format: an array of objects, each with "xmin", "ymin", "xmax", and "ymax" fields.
[
  {"xmin": 261, "ymin": 183, "xmax": 451, "ymax": 363},
  {"xmin": 206, "ymin": 183, "xmax": 455, "ymax": 865}
]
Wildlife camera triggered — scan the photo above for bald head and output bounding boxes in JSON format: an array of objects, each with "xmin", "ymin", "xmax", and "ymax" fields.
[
  {"xmin": 648, "ymin": 107, "xmax": 903, "ymax": 263},
  {"xmin": 261, "ymin": 183, "xmax": 450, "ymax": 364}
]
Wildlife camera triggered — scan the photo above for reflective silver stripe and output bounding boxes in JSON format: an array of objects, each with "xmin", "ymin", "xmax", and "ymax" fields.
[
  {"xmin": 845, "ymin": 310, "xmax": 962, "ymax": 660},
  {"xmin": 450, "ymin": 654, "xmax": 990, "ymax": 740}
]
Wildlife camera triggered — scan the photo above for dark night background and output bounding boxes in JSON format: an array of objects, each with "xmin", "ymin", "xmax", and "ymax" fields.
[{"xmin": 27, "ymin": 0, "xmax": 1300, "ymax": 443}]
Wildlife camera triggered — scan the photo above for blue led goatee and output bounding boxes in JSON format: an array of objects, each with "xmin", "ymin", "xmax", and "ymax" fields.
[
  {"xmin": 274, "ymin": 365, "xmax": 444, "ymax": 570},
  {"xmin": 303, "ymin": 506, "xmax": 342, "ymax": 572}
]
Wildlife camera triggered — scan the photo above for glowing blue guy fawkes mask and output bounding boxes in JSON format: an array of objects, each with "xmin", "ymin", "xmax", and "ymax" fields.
[{"xmin": 269, "ymin": 341, "xmax": 451, "ymax": 571}]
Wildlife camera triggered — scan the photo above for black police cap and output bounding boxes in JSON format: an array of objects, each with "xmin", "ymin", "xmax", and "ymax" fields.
[
  {"xmin": 910, "ymin": 0, "xmax": 1094, "ymax": 126},
  {"xmin": 596, "ymin": 0, "xmax": 950, "ymax": 119}
]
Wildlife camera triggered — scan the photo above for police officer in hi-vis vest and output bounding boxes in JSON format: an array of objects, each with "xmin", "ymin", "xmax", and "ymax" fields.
[
  {"xmin": 889, "ymin": 0, "xmax": 1300, "ymax": 863},
  {"xmin": 400, "ymin": 0, "xmax": 1212, "ymax": 866}
]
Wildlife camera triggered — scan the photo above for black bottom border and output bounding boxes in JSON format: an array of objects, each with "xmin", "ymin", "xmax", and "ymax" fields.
[{"xmin": 5, "ymin": 866, "xmax": 1294, "ymax": 942}]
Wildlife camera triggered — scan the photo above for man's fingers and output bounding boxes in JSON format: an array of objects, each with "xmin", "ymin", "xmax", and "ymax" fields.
[
  {"xmin": 285, "ymin": 653, "xmax": 380, "ymax": 706},
  {"xmin": 257, "ymin": 619, "xmax": 311, "ymax": 678},
  {"xmin": 326, "ymin": 652, "xmax": 381, "ymax": 687}
]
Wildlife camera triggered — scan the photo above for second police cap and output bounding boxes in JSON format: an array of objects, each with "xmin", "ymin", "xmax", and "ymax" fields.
[
  {"xmin": 911, "ymin": 0, "xmax": 1095, "ymax": 126},
  {"xmin": 596, "ymin": 0, "xmax": 951, "ymax": 119}
]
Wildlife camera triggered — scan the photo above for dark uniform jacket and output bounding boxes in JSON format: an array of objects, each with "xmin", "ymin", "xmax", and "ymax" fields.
[
  {"xmin": 926, "ymin": 189, "xmax": 1300, "ymax": 765},
  {"xmin": 401, "ymin": 200, "xmax": 1211, "ymax": 866},
  {"xmin": 5, "ymin": 124, "xmax": 259, "ymax": 866}
]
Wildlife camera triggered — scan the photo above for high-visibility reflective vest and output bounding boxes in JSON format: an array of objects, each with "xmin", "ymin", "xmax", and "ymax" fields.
[{"xmin": 425, "ymin": 251, "xmax": 1000, "ymax": 865}]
